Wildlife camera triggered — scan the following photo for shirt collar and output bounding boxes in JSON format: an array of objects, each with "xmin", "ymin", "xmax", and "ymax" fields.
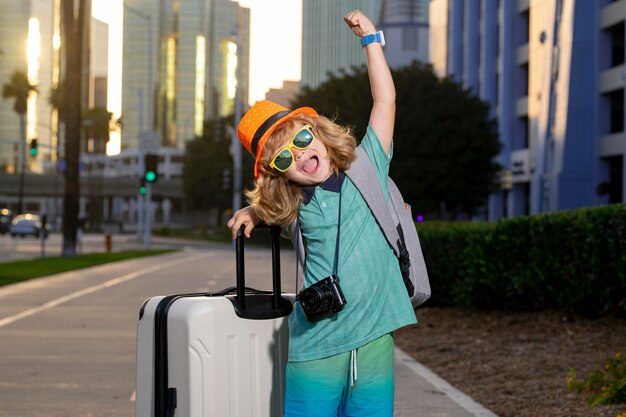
[{"xmin": 302, "ymin": 172, "xmax": 346, "ymax": 205}]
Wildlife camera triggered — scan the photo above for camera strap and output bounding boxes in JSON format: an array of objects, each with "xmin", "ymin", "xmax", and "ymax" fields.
[
  {"xmin": 333, "ymin": 186, "xmax": 342, "ymax": 276},
  {"xmin": 295, "ymin": 178, "xmax": 344, "ymax": 294}
]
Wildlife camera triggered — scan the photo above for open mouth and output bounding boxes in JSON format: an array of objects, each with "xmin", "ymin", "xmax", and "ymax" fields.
[{"xmin": 302, "ymin": 155, "xmax": 319, "ymax": 174}]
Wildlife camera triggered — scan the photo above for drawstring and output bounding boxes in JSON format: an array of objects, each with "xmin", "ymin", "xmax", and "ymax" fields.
[{"xmin": 349, "ymin": 349, "xmax": 358, "ymax": 393}]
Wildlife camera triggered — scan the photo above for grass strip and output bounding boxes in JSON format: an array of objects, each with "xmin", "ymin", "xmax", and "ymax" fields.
[{"xmin": 0, "ymin": 249, "xmax": 177, "ymax": 287}]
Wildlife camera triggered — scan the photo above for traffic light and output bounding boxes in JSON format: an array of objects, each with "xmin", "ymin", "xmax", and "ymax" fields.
[
  {"xmin": 144, "ymin": 154, "xmax": 158, "ymax": 183},
  {"xmin": 139, "ymin": 177, "xmax": 147, "ymax": 195},
  {"xmin": 29, "ymin": 139, "xmax": 38, "ymax": 157}
]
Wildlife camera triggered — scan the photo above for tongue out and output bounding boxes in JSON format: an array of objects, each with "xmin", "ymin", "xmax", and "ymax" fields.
[{"xmin": 302, "ymin": 156, "xmax": 319, "ymax": 174}]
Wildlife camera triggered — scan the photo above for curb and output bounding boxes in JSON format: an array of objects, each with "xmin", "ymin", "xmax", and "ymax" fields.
[{"xmin": 395, "ymin": 347, "xmax": 499, "ymax": 417}]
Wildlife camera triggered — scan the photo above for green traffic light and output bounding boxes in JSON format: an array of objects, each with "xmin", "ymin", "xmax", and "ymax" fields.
[
  {"xmin": 29, "ymin": 139, "xmax": 38, "ymax": 157},
  {"xmin": 139, "ymin": 185, "xmax": 147, "ymax": 195},
  {"xmin": 145, "ymin": 171, "xmax": 156, "ymax": 182}
]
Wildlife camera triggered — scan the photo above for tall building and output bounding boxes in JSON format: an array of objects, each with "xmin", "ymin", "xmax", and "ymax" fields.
[
  {"xmin": 301, "ymin": 0, "xmax": 429, "ymax": 89},
  {"xmin": 0, "ymin": 0, "xmax": 59, "ymax": 174},
  {"xmin": 265, "ymin": 80, "xmax": 300, "ymax": 108},
  {"xmin": 379, "ymin": 0, "xmax": 430, "ymax": 68},
  {"xmin": 121, "ymin": 0, "xmax": 250, "ymax": 151},
  {"xmin": 90, "ymin": 18, "xmax": 109, "ymax": 110},
  {"xmin": 301, "ymin": 0, "xmax": 383, "ymax": 89},
  {"xmin": 207, "ymin": 0, "xmax": 250, "ymax": 120},
  {"xmin": 429, "ymin": 0, "xmax": 625, "ymax": 219}
]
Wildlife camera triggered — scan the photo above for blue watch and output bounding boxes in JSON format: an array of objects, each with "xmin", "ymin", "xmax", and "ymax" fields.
[{"xmin": 361, "ymin": 31, "xmax": 385, "ymax": 48}]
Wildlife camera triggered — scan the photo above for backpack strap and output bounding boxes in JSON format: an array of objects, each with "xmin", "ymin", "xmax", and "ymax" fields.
[
  {"xmin": 286, "ymin": 220, "xmax": 306, "ymax": 272},
  {"xmin": 345, "ymin": 146, "xmax": 403, "ymax": 258}
]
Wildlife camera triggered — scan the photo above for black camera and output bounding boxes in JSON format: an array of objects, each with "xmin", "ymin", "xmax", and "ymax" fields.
[{"xmin": 297, "ymin": 275, "xmax": 347, "ymax": 322}]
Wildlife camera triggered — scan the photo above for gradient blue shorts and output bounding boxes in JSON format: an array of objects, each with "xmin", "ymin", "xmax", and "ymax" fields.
[{"xmin": 283, "ymin": 333, "xmax": 394, "ymax": 417}]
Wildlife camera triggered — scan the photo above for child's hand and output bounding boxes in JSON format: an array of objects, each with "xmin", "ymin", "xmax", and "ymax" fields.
[
  {"xmin": 343, "ymin": 10, "xmax": 377, "ymax": 38},
  {"xmin": 226, "ymin": 206, "xmax": 259, "ymax": 239}
]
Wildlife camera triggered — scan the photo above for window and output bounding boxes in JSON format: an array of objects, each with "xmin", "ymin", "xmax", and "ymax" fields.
[
  {"xmin": 519, "ymin": 10, "xmax": 529, "ymax": 46},
  {"xmin": 610, "ymin": 22, "xmax": 624, "ymax": 67},
  {"xmin": 402, "ymin": 26, "xmax": 418, "ymax": 51},
  {"xmin": 607, "ymin": 156, "xmax": 624, "ymax": 203},
  {"xmin": 514, "ymin": 116, "xmax": 529, "ymax": 150},
  {"xmin": 609, "ymin": 89, "xmax": 624, "ymax": 134}
]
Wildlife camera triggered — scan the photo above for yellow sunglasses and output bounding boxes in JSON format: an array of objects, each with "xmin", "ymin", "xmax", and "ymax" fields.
[{"xmin": 269, "ymin": 124, "xmax": 315, "ymax": 172}]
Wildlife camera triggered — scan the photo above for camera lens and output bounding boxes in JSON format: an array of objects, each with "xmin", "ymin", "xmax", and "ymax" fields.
[{"xmin": 300, "ymin": 286, "xmax": 333, "ymax": 313}]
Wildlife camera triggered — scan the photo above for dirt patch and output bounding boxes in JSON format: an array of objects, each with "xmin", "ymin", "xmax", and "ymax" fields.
[{"xmin": 395, "ymin": 307, "xmax": 626, "ymax": 417}]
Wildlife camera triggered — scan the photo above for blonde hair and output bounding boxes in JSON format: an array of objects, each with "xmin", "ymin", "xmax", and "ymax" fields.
[{"xmin": 245, "ymin": 114, "xmax": 357, "ymax": 226}]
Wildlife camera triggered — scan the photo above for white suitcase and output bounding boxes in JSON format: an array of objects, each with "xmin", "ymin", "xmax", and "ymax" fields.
[{"xmin": 135, "ymin": 226, "xmax": 294, "ymax": 417}]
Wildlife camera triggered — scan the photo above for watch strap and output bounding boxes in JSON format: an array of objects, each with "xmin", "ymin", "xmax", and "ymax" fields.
[{"xmin": 360, "ymin": 30, "xmax": 385, "ymax": 48}]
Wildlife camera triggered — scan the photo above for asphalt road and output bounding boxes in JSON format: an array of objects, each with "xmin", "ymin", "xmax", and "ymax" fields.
[
  {"xmin": 0, "ymin": 235, "xmax": 495, "ymax": 417},
  {"xmin": 0, "ymin": 232, "xmax": 201, "ymax": 262},
  {"xmin": 0, "ymin": 240, "xmax": 299, "ymax": 417}
]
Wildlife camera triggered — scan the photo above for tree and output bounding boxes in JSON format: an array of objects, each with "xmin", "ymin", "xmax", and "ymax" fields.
[
  {"xmin": 292, "ymin": 62, "xmax": 502, "ymax": 219},
  {"xmin": 182, "ymin": 118, "xmax": 235, "ymax": 225},
  {"xmin": 2, "ymin": 70, "xmax": 37, "ymax": 213},
  {"xmin": 82, "ymin": 106, "xmax": 119, "ymax": 154},
  {"xmin": 61, "ymin": 0, "xmax": 87, "ymax": 257},
  {"xmin": 51, "ymin": 84, "xmax": 121, "ymax": 154},
  {"xmin": 49, "ymin": 81, "xmax": 65, "ymax": 122}
]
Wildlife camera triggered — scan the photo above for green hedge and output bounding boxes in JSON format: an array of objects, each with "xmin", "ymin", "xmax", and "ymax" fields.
[{"xmin": 416, "ymin": 204, "xmax": 626, "ymax": 317}]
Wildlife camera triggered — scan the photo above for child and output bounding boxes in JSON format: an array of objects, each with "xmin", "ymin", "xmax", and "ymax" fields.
[{"xmin": 227, "ymin": 10, "xmax": 416, "ymax": 417}]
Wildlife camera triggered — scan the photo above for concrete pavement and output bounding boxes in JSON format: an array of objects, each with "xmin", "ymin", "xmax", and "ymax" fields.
[
  {"xmin": 394, "ymin": 348, "xmax": 498, "ymax": 417},
  {"xmin": 0, "ymin": 239, "xmax": 496, "ymax": 417}
]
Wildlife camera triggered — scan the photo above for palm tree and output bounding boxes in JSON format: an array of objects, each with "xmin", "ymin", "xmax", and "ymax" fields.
[
  {"xmin": 61, "ymin": 0, "xmax": 87, "ymax": 257},
  {"xmin": 2, "ymin": 70, "xmax": 37, "ymax": 213},
  {"xmin": 82, "ymin": 106, "xmax": 121, "ymax": 154}
]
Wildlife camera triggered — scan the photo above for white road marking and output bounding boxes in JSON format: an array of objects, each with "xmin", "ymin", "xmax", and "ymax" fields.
[{"xmin": 0, "ymin": 253, "xmax": 212, "ymax": 329}]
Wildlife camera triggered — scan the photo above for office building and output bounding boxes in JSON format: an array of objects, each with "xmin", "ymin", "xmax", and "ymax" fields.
[
  {"xmin": 207, "ymin": 0, "xmax": 250, "ymax": 120},
  {"xmin": 301, "ymin": 0, "xmax": 430, "ymax": 89},
  {"xmin": 265, "ymin": 80, "xmax": 300, "ymax": 108},
  {"xmin": 379, "ymin": 0, "xmax": 430, "ymax": 68},
  {"xmin": 121, "ymin": 0, "xmax": 250, "ymax": 151},
  {"xmin": 429, "ymin": 0, "xmax": 625, "ymax": 219},
  {"xmin": 90, "ymin": 18, "xmax": 109, "ymax": 110},
  {"xmin": 0, "ymin": 0, "xmax": 59, "ymax": 174},
  {"xmin": 301, "ymin": 0, "xmax": 382, "ymax": 89}
]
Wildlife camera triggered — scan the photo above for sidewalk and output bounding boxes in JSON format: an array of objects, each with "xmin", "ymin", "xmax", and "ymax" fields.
[{"xmin": 394, "ymin": 348, "xmax": 499, "ymax": 417}]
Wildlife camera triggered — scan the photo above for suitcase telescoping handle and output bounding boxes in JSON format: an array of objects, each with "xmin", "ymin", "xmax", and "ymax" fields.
[{"xmin": 234, "ymin": 223, "xmax": 292, "ymax": 319}]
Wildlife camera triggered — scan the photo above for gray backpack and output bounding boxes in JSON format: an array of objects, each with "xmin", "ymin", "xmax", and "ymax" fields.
[{"xmin": 288, "ymin": 145, "xmax": 431, "ymax": 308}]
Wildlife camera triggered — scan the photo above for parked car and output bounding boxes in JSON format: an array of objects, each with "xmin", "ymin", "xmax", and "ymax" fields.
[
  {"xmin": 0, "ymin": 208, "xmax": 13, "ymax": 234},
  {"xmin": 10, "ymin": 214, "xmax": 49, "ymax": 238}
]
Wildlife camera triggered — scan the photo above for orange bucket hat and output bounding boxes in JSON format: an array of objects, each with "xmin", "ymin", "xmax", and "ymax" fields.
[{"xmin": 237, "ymin": 100, "xmax": 318, "ymax": 177}]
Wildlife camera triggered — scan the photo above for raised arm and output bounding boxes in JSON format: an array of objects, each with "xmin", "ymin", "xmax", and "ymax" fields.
[{"xmin": 344, "ymin": 10, "xmax": 396, "ymax": 154}]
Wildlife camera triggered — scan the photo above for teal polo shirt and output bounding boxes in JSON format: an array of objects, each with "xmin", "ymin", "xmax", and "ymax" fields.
[{"xmin": 288, "ymin": 125, "xmax": 417, "ymax": 362}]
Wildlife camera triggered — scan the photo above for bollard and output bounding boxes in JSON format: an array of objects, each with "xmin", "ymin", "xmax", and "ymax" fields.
[{"xmin": 105, "ymin": 233, "xmax": 112, "ymax": 253}]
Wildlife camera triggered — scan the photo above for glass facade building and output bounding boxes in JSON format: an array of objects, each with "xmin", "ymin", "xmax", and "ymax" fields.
[
  {"xmin": 121, "ymin": 0, "xmax": 250, "ymax": 151},
  {"xmin": 301, "ymin": 0, "xmax": 383, "ymax": 89},
  {"xmin": 429, "ymin": 0, "xmax": 625, "ymax": 219},
  {"xmin": 301, "ymin": 0, "xmax": 430, "ymax": 89},
  {"xmin": 0, "ymin": 0, "xmax": 59, "ymax": 174}
]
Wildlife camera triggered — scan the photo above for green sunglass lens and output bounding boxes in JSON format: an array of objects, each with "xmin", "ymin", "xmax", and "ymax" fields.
[
  {"xmin": 292, "ymin": 129, "xmax": 313, "ymax": 148},
  {"xmin": 273, "ymin": 150, "xmax": 293, "ymax": 171}
]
